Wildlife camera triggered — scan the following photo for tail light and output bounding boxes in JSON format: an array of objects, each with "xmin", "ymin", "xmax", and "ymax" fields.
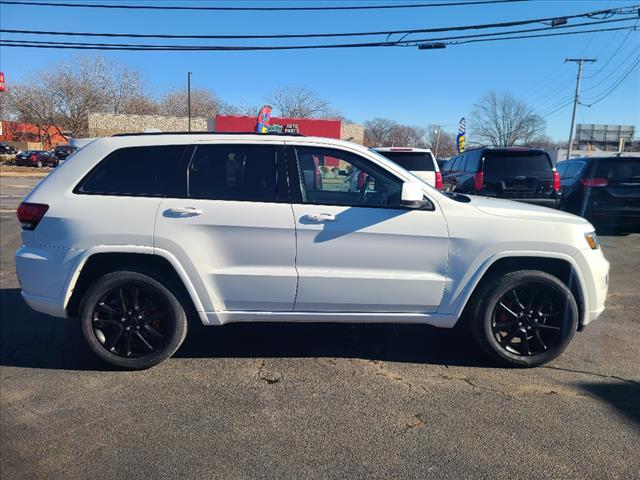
[
  {"xmin": 435, "ymin": 171, "xmax": 443, "ymax": 190},
  {"xmin": 473, "ymin": 172, "xmax": 484, "ymax": 191},
  {"xmin": 581, "ymin": 177, "xmax": 608, "ymax": 187},
  {"xmin": 553, "ymin": 171, "xmax": 560, "ymax": 192},
  {"xmin": 17, "ymin": 202, "xmax": 49, "ymax": 230}
]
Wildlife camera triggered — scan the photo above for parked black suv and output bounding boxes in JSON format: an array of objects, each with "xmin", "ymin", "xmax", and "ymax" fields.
[
  {"xmin": 441, "ymin": 147, "xmax": 560, "ymax": 207},
  {"xmin": 0, "ymin": 142, "xmax": 18, "ymax": 155},
  {"xmin": 53, "ymin": 144, "xmax": 78, "ymax": 160},
  {"xmin": 557, "ymin": 156, "xmax": 640, "ymax": 228}
]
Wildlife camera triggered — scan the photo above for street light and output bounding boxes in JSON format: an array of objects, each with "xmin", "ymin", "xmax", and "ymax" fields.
[{"xmin": 434, "ymin": 126, "xmax": 441, "ymax": 160}]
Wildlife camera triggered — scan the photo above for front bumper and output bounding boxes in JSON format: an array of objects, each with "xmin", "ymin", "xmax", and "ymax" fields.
[{"xmin": 575, "ymin": 247, "xmax": 610, "ymax": 327}]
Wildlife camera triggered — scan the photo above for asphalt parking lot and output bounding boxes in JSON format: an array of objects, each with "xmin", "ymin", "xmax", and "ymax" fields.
[{"xmin": 1, "ymin": 176, "xmax": 639, "ymax": 479}]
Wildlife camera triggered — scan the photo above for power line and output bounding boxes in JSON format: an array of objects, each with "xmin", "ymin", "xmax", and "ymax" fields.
[
  {"xmin": 1, "ymin": 24, "xmax": 636, "ymax": 51},
  {"xmin": 0, "ymin": 0, "xmax": 527, "ymax": 11},
  {"xmin": 0, "ymin": 18, "xmax": 634, "ymax": 51},
  {"xmin": 584, "ymin": 24, "xmax": 639, "ymax": 78},
  {"xmin": 540, "ymin": 100, "xmax": 573, "ymax": 119},
  {"xmin": 583, "ymin": 46, "xmax": 640, "ymax": 93},
  {"xmin": 2, "ymin": 7, "xmax": 636, "ymax": 40},
  {"xmin": 582, "ymin": 54, "xmax": 640, "ymax": 106},
  {"xmin": 447, "ymin": 24, "xmax": 637, "ymax": 46}
]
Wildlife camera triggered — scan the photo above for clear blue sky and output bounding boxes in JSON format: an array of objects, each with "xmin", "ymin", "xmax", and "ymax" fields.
[{"xmin": 1, "ymin": 0, "xmax": 638, "ymax": 141}]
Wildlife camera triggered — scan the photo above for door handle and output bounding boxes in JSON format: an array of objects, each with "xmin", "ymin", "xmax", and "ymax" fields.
[
  {"xmin": 165, "ymin": 207, "xmax": 203, "ymax": 217},
  {"xmin": 303, "ymin": 213, "xmax": 336, "ymax": 222}
]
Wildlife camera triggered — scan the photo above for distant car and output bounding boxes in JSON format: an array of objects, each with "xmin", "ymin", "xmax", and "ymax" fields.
[
  {"xmin": 441, "ymin": 147, "xmax": 560, "ymax": 207},
  {"xmin": 373, "ymin": 147, "xmax": 443, "ymax": 189},
  {"xmin": 437, "ymin": 159, "xmax": 448, "ymax": 171},
  {"xmin": 15, "ymin": 150, "xmax": 59, "ymax": 168},
  {"xmin": 557, "ymin": 156, "xmax": 640, "ymax": 228},
  {"xmin": 0, "ymin": 142, "xmax": 18, "ymax": 155},
  {"xmin": 53, "ymin": 144, "xmax": 79, "ymax": 160}
]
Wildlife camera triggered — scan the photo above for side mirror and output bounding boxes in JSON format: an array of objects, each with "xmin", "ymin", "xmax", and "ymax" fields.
[{"xmin": 401, "ymin": 182, "xmax": 426, "ymax": 209}]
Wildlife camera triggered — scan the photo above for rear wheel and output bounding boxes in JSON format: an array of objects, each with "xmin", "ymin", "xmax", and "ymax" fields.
[
  {"xmin": 36, "ymin": 160, "xmax": 43, "ymax": 168},
  {"xmin": 80, "ymin": 270, "xmax": 188, "ymax": 369},
  {"xmin": 470, "ymin": 270, "xmax": 578, "ymax": 367}
]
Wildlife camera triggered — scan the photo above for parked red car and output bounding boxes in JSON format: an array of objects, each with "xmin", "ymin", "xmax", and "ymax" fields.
[{"xmin": 15, "ymin": 150, "xmax": 59, "ymax": 168}]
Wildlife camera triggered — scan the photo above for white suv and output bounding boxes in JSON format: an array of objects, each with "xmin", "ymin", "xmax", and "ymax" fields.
[
  {"xmin": 374, "ymin": 147, "xmax": 442, "ymax": 189},
  {"xmin": 15, "ymin": 133, "xmax": 609, "ymax": 369}
]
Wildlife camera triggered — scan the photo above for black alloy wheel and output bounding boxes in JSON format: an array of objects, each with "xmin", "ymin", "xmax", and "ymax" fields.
[
  {"xmin": 470, "ymin": 270, "xmax": 578, "ymax": 367},
  {"xmin": 80, "ymin": 270, "xmax": 188, "ymax": 369},
  {"xmin": 91, "ymin": 283, "xmax": 169, "ymax": 359},
  {"xmin": 492, "ymin": 282, "xmax": 565, "ymax": 357}
]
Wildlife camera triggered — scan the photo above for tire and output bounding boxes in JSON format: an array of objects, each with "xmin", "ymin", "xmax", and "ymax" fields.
[
  {"xmin": 469, "ymin": 270, "xmax": 578, "ymax": 368},
  {"xmin": 79, "ymin": 270, "xmax": 188, "ymax": 369},
  {"xmin": 36, "ymin": 160, "xmax": 43, "ymax": 168}
]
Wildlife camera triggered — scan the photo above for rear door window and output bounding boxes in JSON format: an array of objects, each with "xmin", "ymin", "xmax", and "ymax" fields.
[
  {"xmin": 565, "ymin": 163, "xmax": 583, "ymax": 178},
  {"xmin": 556, "ymin": 163, "xmax": 568, "ymax": 178},
  {"xmin": 76, "ymin": 145, "xmax": 189, "ymax": 197},
  {"xmin": 483, "ymin": 151, "xmax": 553, "ymax": 179},
  {"xmin": 464, "ymin": 151, "xmax": 481, "ymax": 173},
  {"xmin": 376, "ymin": 151, "xmax": 435, "ymax": 171},
  {"xmin": 188, "ymin": 144, "xmax": 279, "ymax": 202}
]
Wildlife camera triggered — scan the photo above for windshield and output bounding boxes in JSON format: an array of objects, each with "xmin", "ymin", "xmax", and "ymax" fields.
[
  {"xmin": 376, "ymin": 151, "xmax": 435, "ymax": 171},
  {"xmin": 483, "ymin": 151, "xmax": 553, "ymax": 178}
]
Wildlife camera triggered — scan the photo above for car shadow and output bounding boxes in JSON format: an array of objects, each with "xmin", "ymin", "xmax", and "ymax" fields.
[
  {"xmin": 579, "ymin": 381, "xmax": 640, "ymax": 428},
  {"xmin": 0, "ymin": 287, "xmax": 493, "ymax": 371}
]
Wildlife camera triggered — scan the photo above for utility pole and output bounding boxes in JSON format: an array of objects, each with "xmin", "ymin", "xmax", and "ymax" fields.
[
  {"xmin": 187, "ymin": 71, "xmax": 192, "ymax": 132},
  {"xmin": 433, "ymin": 125, "xmax": 441, "ymax": 160},
  {"xmin": 565, "ymin": 58, "xmax": 596, "ymax": 160}
]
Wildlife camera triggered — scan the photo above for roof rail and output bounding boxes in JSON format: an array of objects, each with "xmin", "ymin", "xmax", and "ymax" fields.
[{"xmin": 111, "ymin": 131, "xmax": 305, "ymax": 137}]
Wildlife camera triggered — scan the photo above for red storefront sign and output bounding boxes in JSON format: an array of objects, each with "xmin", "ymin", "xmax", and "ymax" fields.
[{"xmin": 215, "ymin": 115, "xmax": 342, "ymax": 139}]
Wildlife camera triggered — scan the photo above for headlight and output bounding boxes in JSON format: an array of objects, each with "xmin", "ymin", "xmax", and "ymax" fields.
[{"xmin": 584, "ymin": 232, "xmax": 600, "ymax": 250}]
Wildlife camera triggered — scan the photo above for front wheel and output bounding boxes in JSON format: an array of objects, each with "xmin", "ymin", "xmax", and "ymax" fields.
[
  {"xmin": 80, "ymin": 270, "xmax": 188, "ymax": 369},
  {"xmin": 470, "ymin": 270, "xmax": 578, "ymax": 367}
]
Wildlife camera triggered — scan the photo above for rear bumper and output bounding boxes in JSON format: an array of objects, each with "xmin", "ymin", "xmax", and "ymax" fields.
[
  {"xmin": 21, "ymin": 291, "xmax": 68, "ymax": 318},
  {"xmin": 587, "ymin": 205, "xmax": 640, "ymax": 223},
  {"xmin": 15, "ymin": 245, "xmax": 80, "ymax": 319},
  {"xmin": 509, "ymin": 198, "xmax": 559, "ymax": 207}
]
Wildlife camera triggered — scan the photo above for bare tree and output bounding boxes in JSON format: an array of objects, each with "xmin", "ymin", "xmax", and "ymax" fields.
[
  {"xmin": 5, "ymin": 82, "xmax": 66, "ymax": 144},
  {"xmin": 364, "ymin": 118, "xmax": 397, "ymax": 146},
  {"xmin": 364, "ymin": 118, "xmax": 430, "ymax": 148},
  {"xmin": 425, "ymin": 125, "xmax": 457, "ymax": 158},
  {"xmin": 267, "ymin": 86, "xmax": 334, "ymax": 118},
  {"xmin": 118, "ymin": 96, "xmax": 159, "ymax": 116},
  {"xmin": 471, "ymin": 91, "xmax": 546, "ymax": 147},
  {"xmin": 388, "ymin": 124, "xmax": 428, "ymax": 148},
  {"xmin": 159, "ymin": 88, "xmax": 221, "ymax": 118},
  {"xmin": 219, "ymin": 102, "xmax": 260, "ymax": 116},
  {"xmin": 46, "ymin": 57, "xmax": 113, "ymax": 136},
  {"xmin": 110, "ymin": 67, "xmax": 155, "ymax": 115},
  {"xmin": 6, "ymin": 56, "xmax": 156, "ymax": 137}
]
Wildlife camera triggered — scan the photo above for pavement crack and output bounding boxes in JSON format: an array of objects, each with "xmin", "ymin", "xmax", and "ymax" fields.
[
  {"xmin": 542, "ymin": 366, "xmax": 640, "ymax": 386},
  {"xmin": 438, "ymin": 374, "xmax": 514, "ymax": 399},
  {"xmin": 395, "ymin": 413, "xmax": 426, "ymax": 437},
  {"xmin": 256, "ymin": 359, "xmax": 281, "ymax": 385}
]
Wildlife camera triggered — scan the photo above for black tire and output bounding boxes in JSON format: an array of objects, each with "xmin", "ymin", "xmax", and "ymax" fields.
[
  {"xmin": 80, "ymin": 270, "xmax": 188, "ymax": 369},
  {"xmin": 469, "ymin": 270, "xmax": 578, "ymax": 368}
]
